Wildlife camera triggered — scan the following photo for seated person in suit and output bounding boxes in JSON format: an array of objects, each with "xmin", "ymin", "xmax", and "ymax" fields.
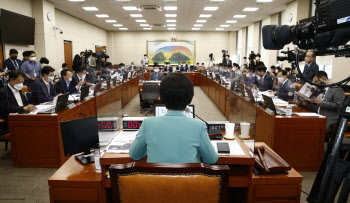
[
  {"xmin": 149, "ymin": 67, "xmax": 164, "ymax": 81},
  {"xmin": 175, "ymin": 62, "xmax": 181, "ymax": 71},
  {"xmin": 0, "ymin": 70, "xmax": 36, "ymax": 135},
  {"xmin": 3, "ymin": 49, "xmax": 22, "ymax": 71},
  {"xmin": 130, "ymin": 73, "xmax": 218, "ymax": 164},
  {"xmin": 71, "ymin": 66, "xmax": 89, "ymax": 92},
  {"xmin": 128, "ymin": 62, "xmax": 135, "ymax": 71},
  {"xmin": 186, "ymin": 62, "xmax": 191, "ymax": 72},
  {"xmin": 230, "ymin": 63, "xmax": 244, "ymax": 91},
  {"xmin": 245, "ymin": 68, "xmax": 257, "ymax": 84},
  {"xmin": 31, "ymin": 66, "xmax": 58, "ymax": 105},
  {"xmin": 298, "ymin": 71, "xmax": 345, "ymax": 134},
  {"xmin": 117, "ymin": 63, "xmax": 126, "ymax": 75},
  {"xmin": 268, "ymin": 70, "xmax": 295, "ymax": 101},
  {"xmin": 56, "ymin": 69, "xmax": 76, "ymax": 94},
  {"xmin": 255, "ymin": 65, "xmax": 273, "ymax": 91},
  {"xmin": 56, "ymin": 63, "xmax": 69, "ymax": 79},
  {"xmin": 194, "ymin": 62, "xmax": 199, "ymax": 71},
  {"xmin": 181, "ymin": 62, "xmax": 187, "ymax": 72},
  {"xmin": 166, "ymin": 62, "xmax": 173, "ymax": 72}
]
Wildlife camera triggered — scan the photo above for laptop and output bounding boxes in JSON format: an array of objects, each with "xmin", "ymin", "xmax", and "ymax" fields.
[
  {"xmin": 37, "ymin": 93, "xmax": 69, "ymax": 114},
  {"xmin": 154, "ymin": 104, "xmax": 195, "ymax": 118},
  {"xmin": 262, "ymin": 94, "xmax": 287, "ymax": 115},
  {"xmin": 80, "ymin": 85, "xmax": 90, "ymax": 101}
]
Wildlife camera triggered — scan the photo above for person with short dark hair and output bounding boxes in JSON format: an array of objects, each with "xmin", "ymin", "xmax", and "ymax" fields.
[
  {"xmin": 3, "ymin": 49, "xmax": 22, "ymax": 71},
  {"xmin": 129, "ymin": 72, "xmax": 218, "ymax": 164},
  {"xmin": 31, "ymin": 66, "xmax": 57, "ymax": 105},
  {"xmin": 0, "ymin": 70, "xmax": 36, "ymax": 135},
  {"xmin": 245, "ymin": 68, "xmax": 257, "ymax": 84},
  {"xmin": 231, "ymin": 63, "xmax": 243, "ymax": 80},
  {"xmin": 226, "ymin": 54, "xmax": 232, "ymax": 67},
  {"xmin": 297, "ymin": 50, "xmax": 319, "ymax": 83},
  {"xmin": 39, "ymin": 57, "xmax": 49, "ymax": 66},
  {"xmin": 141, "ymin": 54, "xmax": 149, "ymax": 66},
  {"xmin": 256, "ymin": 65, "xmax": 273, "ymax": 91},
  {"xmin": 20, "ymin": 51, "xmax": 42, "ymax": 84},
  {"xmin": 175, "ymin": 62, "xmax": 181, "ymax": 71},
  {"xmin": 149, "ymin": 66, "xmax": 163, "ymax": 81},
  {"xmin": 71, "ymin": 66, "xmax": 89, "ymax": 92},
  {"xmin": 270, "ymin": 66, "xmax": 277, "ymax": 77},
  {"xmin": 22, "ymin": 51, "xmax": 30, "ymax": 63},
  {"xmin": 56, "ymin": 69, "xmax": 75, "ymax": 94},
  {"xmin": 253, "ymin": 53, "xmax": 265, "ymax": 70},
  {"xmin": 268, "ymin": 70, "xmax": 295, "ymax": 101},
  {"xmin": 128, "ymin": 62, "xmax": 135, "ymax": 71},
  {"xmin": 72, "ymin": 54, "xmax": 82, "ymax": 72}
]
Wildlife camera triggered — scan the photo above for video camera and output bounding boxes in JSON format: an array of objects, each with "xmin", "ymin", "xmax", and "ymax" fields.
[
  {"xmin": 248, "ymin": 51, "xmax": 256, "ymax": 61},
  {"xmin": 277, "ymin": 48, "xmax": 306, "ymax": 63},
  {"xmin": 209, "ymin": 53, "xmax": 214, "ymax": 61},
  {"xmin": 262, "ymin": 0, "xmax": 350, "ymax": 56}
]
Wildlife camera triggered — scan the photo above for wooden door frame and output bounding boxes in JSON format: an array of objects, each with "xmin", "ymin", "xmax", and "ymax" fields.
[{"xmin": 64, "ymin": 40, "xmax": 73, "ymax": 72}]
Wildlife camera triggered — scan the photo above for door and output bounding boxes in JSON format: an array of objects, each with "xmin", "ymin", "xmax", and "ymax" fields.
[
  {"xmin": 64, "ymin": 41, "xmax": 72, "ymax": 71},
  {"xmin": 0, "ymin": 42, "xmax": 4, "ymax": 70}
]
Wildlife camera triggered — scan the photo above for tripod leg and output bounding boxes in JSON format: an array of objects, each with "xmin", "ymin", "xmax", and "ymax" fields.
[
  {"xmin": 338, "ymin": 172, "xmax": 350, "ymax": 203},
  {"xmin": 324, "ymin": 161, "xmax": 347, "ymax": 203}
]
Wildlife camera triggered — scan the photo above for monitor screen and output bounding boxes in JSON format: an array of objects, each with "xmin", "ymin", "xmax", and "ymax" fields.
[
  {"xmin": 155, "ymin": 105, "xmax": 194, "ymax": 118},
  {"xmin": 61, "ymin": 116, "xmax": 99, "ymax": 157}
]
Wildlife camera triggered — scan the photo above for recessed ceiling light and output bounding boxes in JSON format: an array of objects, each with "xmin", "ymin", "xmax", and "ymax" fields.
[
  {"xmin": 204, "ymin": 7, "xmax": 218, "ymax": 11},
  {"xmin": 196, "ymin": 20, "xmax": 207, "ymax": 23},
  {"xmin": 143, "ymin": 28, "xmax": 152, "ymax": 30},
  {"xmin": 96, "ymin": 14, "xmax": 109, "ymax": 18},
  {"xmin": 113, "ymin": 24, "xmax": 123, "ymax": 27},
  {"xmin": 165, "ymin": 14, "xmax": 177, "ymax": 17},
  {"xmin": 226, "ymin": 20, "xmax": 237, "ymax": 23},
  {"xmin": 164, "ymin": 6, "xmax": 177, "ymax": 10},
  {"xmin": 69, "ymin": 0, "xmax": 85, "ymax": 2},
  {"xmin": 167, "ymin": 24, "xmax": 176, "ymax": 27},
  {"xmin": 210, "ymin": 0, "xmax": 225, "ymax": 1},
  {"xmin": 243, "ymin": 7, "xmax": 259, "ymax": 11},
  {"xmin": 216, "ymin": 28, "xmax": 224, "ymax": 30},
  {"xmin": 119, "ymin": 28, "xmax": 128, "ymax": 30},
  {"xmin": 257, "ymin": 0, "xmax": 273, "ymax": 2},
  {"xmin": 123, "ymin": 6, "xmax": 138, "ymax": 10},
  {"xmin": 233, "ymin": 15, "xmax": 246, "ymax": 18},
  {"xmin": 194, "ymin": 24, "xmax": 203, "ymax": 27},
  {"xmin": 166, "ymin": 19, "xmax": 176, "ymax": 22},
  {"xmin": 167, "ymin": 28, "xmax": 176, "ymax": 30},
  {"xmin": 136, "ymin": 20, "xmax": 147, "ymax": 22},
  {"xmin": 83, "ymin": 7, "xmax": 98, "ymax": 11},
  {"xmin": 192, "ymin": 28, "xmax": 200, "ymax": 30},
  {"xmin": 220, "ymin": 24, "xmax": 230, "ymax": 27},
  {"xmin": 106, "ymin": 20, "xmax": 117, "ymax": 23},
  {"xmin": 140, "ymin": 24, "xmax": 150, "ymax": 27},
  {"xmin": 199, "ymin": 14, "xmax": 212, "ymax": 18},
  {"xmin": 130, "ymin": 14, "xmax": 143, "ymax": 17}
]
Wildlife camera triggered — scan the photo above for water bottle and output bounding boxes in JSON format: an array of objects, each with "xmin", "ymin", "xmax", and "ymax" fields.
[
  {"xmin": 286, "ymin": 104, "xmax": 292, "ymax": 117},
  {"xmin": 94, "ymin": 148, "xmax": 101, "ymax": 173}
]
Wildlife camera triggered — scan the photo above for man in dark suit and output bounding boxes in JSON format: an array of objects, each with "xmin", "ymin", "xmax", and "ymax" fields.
[
  {"xmin": 268, "ymin": 70, "xmax": 295, "ymax": 101},
  {"xmin": 71, "ymin": 66, "xmax": 89, "ymax": 92},
  {"xmin": 256, "ymin": 65, "xmax": 273, "ymax": 91},
  {"xmin": 253, "ymin": 54, "xmax": 265, "ymax": 70},
  {"xmin": 298, "ymin": 51, "xmax": 319, "ymax": 83},
  {"xmin": 3, "ymin": 49, "xmax": 22, "ymax": 71},
  {"xmin": 226, "ymin": 55, "xmax": 232, "ymax": 67},
  {"xmin": 181, "ymin": 62, "xmax": 187, "ymax": 72},
  {"xmin": 149, "ymin": 67, "xmax": 164, "ymax": 81},
  {"xmin": 299, "ymin": 71, "xmax": 345, "ymax": 134},
  {"xmin": 31, "ymin": 66, "xmax": 58, "ymax": 105},
  {"xmin": 0, "ymin": 70, "xmax": 36, "ymax": 135},
  {"xmin": 56, "ymin": 69, "xmax": 76, "ymax": 94},
  {"xmin": 245, "ymin": 68, "xmax": 257, "ymax": 84},
  {"xmin": 175, "ymin": 62, "xmax": 181, "ymax": 71}
]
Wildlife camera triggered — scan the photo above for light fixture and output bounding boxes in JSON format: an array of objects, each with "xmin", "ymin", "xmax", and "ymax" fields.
[
  {"xmin": 164, "ymin": 6, "xmax": 177, "ymax": 10},
  {"xmin": 204, "ymin": 7, "xmax": 218, "ymax": 11},
  {"xmin": 194, "ymin": 24, "xmax": 203, "ymax": 27},
  {"xmin": 130, "ymin": 14, "xmax": 143, "ymax": 17},
  {"xmin": 166, "ymin": 19, "xmax": 176, "ymax": 22},
  {"xmin": 215, "ymin": 28, "xmax": 224, "ymax": 30},
  {"xmin": 226, "ymin": 20, "xmax": 237, "ymax": 23},
  {"xmin": 196, "ymin": 20, "xmax": 207, "ymax": 23},
  {"xmin": 165, "ymin": 14, "xmax": 177, "ymax": 17},
  {"xmin": 113, "ymin": 24, "xmax": 123, "ymax": 27},
  {"xmin": 119, "ymin": 28, "xmax": 128, "ymax": 30},
  {"xmin": 123, "ymin": 6, "xmax": 138, "ymax": 10},
  {"xmin": 96, "ymin": 14, "xmax": 109, "ymax": 18},
  {"xmin": 257, "ymin": 0, "xmax": 273, "ymax": 2},
  {"xmin": 167, "ymin": 28, "xmax": 176, "ymax": 30},
  {"xmin": 143, "ymin": 28, "xmax": 152, "ymax": 30},
  {"xmin": 243, "ymin": 7, "xmax": 259, "ymax": 11},
  {"xmin": 233, "ymin": 15, "xmax": 246, "ymax": 18},
  {"xmin": 106, "ymin": 20, "xmax": 117, "ymax": 23},
  {"xmin": 69, "ymin": 0, "xmax": 85, "ymax": 2},
  {"xmin": 167, "ymin": 24, "xmax": 176, "ymax": 27},
  {"xmin": 83, "ymin": 7, "xmax": 98, "ymax": 11},
  {"xmin": 140, "ymin": 24, "xmax": 150, "ymax": 27},
  {"xmin": 199, "ymin": 14, "xmax": 212, "ymax": 18},
  {"xmin": 220, "ymin": 24, "xmax": 230, "ymax": 27},
  {"xmin": 192, "ymin": 28, "xmax": 200, "ymax": 30}
]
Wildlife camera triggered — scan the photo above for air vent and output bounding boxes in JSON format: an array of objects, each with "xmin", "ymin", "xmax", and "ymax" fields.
[
  {"xmin": 139, "ymin": 5, "xmax": 162, "ymax": 11},
  {"xmin": 150, "ymin": 24, "xmax": 166, "ymax": 30}
]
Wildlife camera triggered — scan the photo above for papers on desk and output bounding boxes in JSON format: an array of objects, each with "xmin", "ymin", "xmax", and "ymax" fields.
[
  {"xmin": 69, "ymin": 94, "xmax": 80, "ymax": 102},
  {"xmin": 295, "ymin": 113, "xmax": 324, "ymax": 117},
  {"xmin": 106, "ymin": 131, "xmax": 137, "ymax": 153},
  {"xmin": 99, "ymin": 131, "xmax": 119, "ymax": 147},
  {"xmin": 272, "ymin": 98, "xmax": 289, "ymax": 107},
  {"xmin": 211, "ymin": 140, "xmax": 245, "ymax": 155},
  {"xmin": 29, "ymin": 105, "xmax": 54, "ymax": 115}
]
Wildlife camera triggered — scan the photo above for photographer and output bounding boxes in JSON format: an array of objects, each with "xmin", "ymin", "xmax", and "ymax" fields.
[
  {"xmin": 297, "ymin": 50, "xmax": 319, "ymax": 83},
  {"xmin": 254, "ymin": 54, "xmax": 265, "ymax": 69}
]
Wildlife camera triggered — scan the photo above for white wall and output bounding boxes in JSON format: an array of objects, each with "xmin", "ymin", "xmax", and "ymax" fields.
[{"xmin": 108, "ymin": 31, "xmax": 231, "ymax": 66}]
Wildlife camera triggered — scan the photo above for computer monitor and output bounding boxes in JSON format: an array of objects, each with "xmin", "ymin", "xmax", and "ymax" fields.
[
  {"xmin": 154, "ymin": 104, "xmax": 195, "ymax": 118},
  {"xmin": 80, "ymin": 85, "xmax": 90, "ymax": 101},
  {"xmin": 122, "ymin": 74, "xmax": 128, "ymax": 83},
  {"xmin": 95, "ymin": 82, "xmax": 102, "ymax": 94},
  {"xmin": 262, "ymin": 94, "xmax": 277, "ymax": 113},
  {"xmin": 55, "ymin": 93, "xmax": 69, "ymax": 113},
  {"xmin": 60, "ymin": 116, "xmax": 99, "ymax": 164}
]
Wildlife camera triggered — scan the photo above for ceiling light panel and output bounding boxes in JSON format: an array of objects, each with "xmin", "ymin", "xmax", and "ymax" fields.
[
  {"xmin": 167, "ymin": 24, "xmax": 176, "ymax": 27},
  {"xmin": 192, "ymin": 28, "xmax": 200, "ymax": 30},
  {"xmin": 226, "ymin": 20, "xmax": 237, "ymax": 23},
  {"xmin": 123, "ymin": 6, "xmax": 138, "ymax": 10},
  {"xmin": 196, "ymin": 20, "xmax": 207, "ymax": 23},
  {"xmin": 143, "ymin": 28, "xmax": 152, "ymax": 30},
  {"xmin": 113, "ymin": 24, "xmax": 123, "ymax": 27},
  {"xmin": 130, "ymin": 14, "xmax": 143, "ymax": 17},
  {"xmin": 167, "ymin": 28, "xmax": 176, "ymax": 30},
  {"xmin": 119, "ymin": 28, "xmax": 128, "ymax": 30},
  {"xmin": 83, "ymin": 7, "xmax": 98, "ymax": 11},
  {"xmin": 233, "ymin": 15, "xmax": 246, "ymax": 18},
  {"xmin": 243, "ymin": 7, "xmax": 259, "ymax": 11},
  {"xmin": 199, "ymin": 14, "xmax": 212, "ymax": 18},
  {"xmin": 164, "ymin": 6, "xmax": 177, "ymax": 10},
  {"xmin": 96, "ymin": 14, "xmax": 109, "ymax": 18},
  {"xmin": 165, "ymin": 14, "xmax": 177, "ymax": 17},
  {"xmin": 194, "ymin": 24, "xmax": 203, "ymax": 27},
  {"xmin": 106, "ymin": 20, "xmax": 117, "ymax": 23},
  {"xmin": 220, "ymin": 24, "xmax": 229, "ymax": 27},
  {"xmin": 204, "ymin": 7, "xmax": 218, "ymax": 11},
  {"xmin": 216, "ymin": 28, "xmax": 224, "ymax": 30}
]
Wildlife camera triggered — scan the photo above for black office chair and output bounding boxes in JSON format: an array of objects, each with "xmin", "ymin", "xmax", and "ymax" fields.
[{"xmin": 140, "ymin": 82, "xmax": 160, "ymax": 116}]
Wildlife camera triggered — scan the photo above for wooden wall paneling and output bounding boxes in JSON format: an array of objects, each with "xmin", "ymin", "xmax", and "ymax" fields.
[{"xmin": 64, "ymin": 41, "xmax": 73, "ymax": 71}]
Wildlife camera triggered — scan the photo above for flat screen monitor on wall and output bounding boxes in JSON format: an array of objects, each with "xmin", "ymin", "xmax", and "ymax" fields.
[{"xmin": 0, "ymin": 9, "xmax": 35, "ymax": 45}]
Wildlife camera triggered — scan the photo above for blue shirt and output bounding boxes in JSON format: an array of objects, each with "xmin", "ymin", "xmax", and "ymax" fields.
[
  {"xmin": 129, "ymin": 110, "xmax": 218, "ymax": 164},
  {"xmin": 20, "ymin": 61, "xmax": 42, "ymax": 78}
]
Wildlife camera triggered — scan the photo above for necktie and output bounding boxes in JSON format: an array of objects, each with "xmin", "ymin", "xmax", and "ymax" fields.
[{"xmin": 47, "ymin": 83, "xmax": 50, "ymax": 95}]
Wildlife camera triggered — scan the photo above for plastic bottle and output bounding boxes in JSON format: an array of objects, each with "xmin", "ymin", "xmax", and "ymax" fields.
[
  {"xmin": 94, "ymin": 148, "xmax": 101, "ymax": 173},
  {"xmin": 286, "ymin": 104, "xmax": 292, "ymax": 117}
]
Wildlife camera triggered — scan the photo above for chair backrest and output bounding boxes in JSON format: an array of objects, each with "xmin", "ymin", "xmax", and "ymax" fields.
[
  {"xmin": 142, "ymin": 82, "xmax": 160, "ymax": 100},
  {"xmin": 110, "ymin": 162, "xmax": 229, "ymax": 203}
]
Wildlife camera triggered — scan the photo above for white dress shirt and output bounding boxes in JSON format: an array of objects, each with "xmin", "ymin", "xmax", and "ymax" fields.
[{"xmin": 8, "ymin": 85, "xmax": 24, "ymax": 106}]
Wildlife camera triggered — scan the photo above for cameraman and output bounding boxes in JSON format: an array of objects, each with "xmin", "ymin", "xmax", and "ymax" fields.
[
  {"xmin": 254, "ymin": 54, "xmax": 265, "ymax": 69},
  {"xmin": 297, "ymin": 50, "xmax": 319, "ymax": 83}
]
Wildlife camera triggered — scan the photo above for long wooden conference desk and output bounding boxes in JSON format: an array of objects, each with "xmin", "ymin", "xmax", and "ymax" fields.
[{"xmin": 8, "ymin": 77, "xmax": 139, "ymax": 168}]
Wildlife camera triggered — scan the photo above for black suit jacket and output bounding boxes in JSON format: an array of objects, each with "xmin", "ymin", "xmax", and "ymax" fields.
[
  {"xmin": 3, "ymin": 58, "xmax": 22, "ymax": 71},
  {"xmin": 0, "ymin": 86, "xmax": 28, "ymax": 135},
  {"xmin": 71, "ymin": 74, "xmax": 89, "ymax": 91},
  {"xmin": 227, "ymin": 60, "xmax": 232, "ymax": 67},
  {"xmin": 56, "ymin": 78, "xmax": 76, "ymax": 94},
  {"xmin": 31, "ymin": 78, "xmax": 57, "ymax": 105},
  {"xmin": 299, "ymin": 61, "xmax": 319, "ymax": 82}
]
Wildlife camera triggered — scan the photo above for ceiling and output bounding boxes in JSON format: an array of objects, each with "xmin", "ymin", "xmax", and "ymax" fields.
[{"xmin": 51, "ymin": 0, "xmax": 294, "ymax": 31}]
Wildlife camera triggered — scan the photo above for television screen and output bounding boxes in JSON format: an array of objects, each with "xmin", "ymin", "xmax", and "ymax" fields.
[{"xmin": 0, "ymin": 9, "xmax": 35, "ymax": 45}]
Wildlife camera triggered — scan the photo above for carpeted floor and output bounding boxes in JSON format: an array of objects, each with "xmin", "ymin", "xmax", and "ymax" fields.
[{"xmin": 0, "ymin": 87, "xmax": 337, "ymax": 203}]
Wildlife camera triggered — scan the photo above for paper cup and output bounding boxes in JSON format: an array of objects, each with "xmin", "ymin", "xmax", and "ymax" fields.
[
  {"xmin": 225, "ymin": 123, "xmax": 235, "ymax": 138},
  {"xmin": 240, "ymin": 122, "xmax": 250, "ymax": 139}
]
